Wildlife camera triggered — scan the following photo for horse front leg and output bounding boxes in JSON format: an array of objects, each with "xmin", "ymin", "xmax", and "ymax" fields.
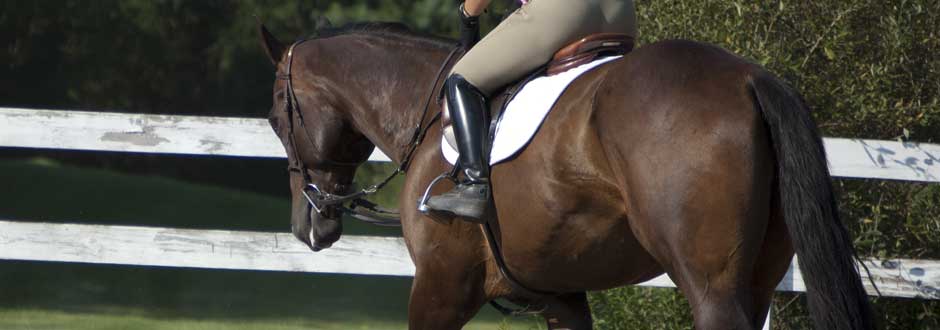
[
  {"xmin": 541, "ymin": 292, "xmax": 593, "ymax": 330},
  {"xmin": 408, "ymin": 266, "xmax": 488, "ymax": 330}
]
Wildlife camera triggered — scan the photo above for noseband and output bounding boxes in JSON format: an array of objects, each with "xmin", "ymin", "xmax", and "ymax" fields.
[
  {"xmin": 276, "ymin": 39, "xmax": 461, "ymax": 225},
  {"xmin": 277, "ymin": 39, "xmax": 556, "ymax": 313}
]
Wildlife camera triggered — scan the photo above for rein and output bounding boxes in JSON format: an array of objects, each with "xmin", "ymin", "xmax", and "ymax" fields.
[
  {"xmin": 278, "ymin": 39, "xmax": 462, "ymax": 226},
  {"xmin": 279, "ymin": 39, "xmax": 557, "ymax": 313}
]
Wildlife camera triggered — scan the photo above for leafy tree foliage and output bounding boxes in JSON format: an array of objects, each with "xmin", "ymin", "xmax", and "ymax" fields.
[{"xmin": 0, "ymin": 0, "xmax": 517, "ymax": 116}]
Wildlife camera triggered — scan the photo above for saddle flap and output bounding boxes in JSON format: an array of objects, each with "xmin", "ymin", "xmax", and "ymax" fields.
[
  {"xmin": 441, "ymin": 93, "xmax": 509, "ymax": 153},
  {"xmin": 548, "ymin": 33, "xmax": 634, "ymax": 76},
  {"xmin": 442, "ymin": 33, "xmax": 635, "ymax": 154},
  {"xmin": 442, "ymin": 55, "xmax": 622, "ymax": 166}
]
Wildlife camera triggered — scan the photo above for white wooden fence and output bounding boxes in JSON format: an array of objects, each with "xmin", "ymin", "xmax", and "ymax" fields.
[
  {"xmin": 1, "ymin": 107, "xmax": 939, "ymax": 326},
  {"xmin": 4, "ymin": 107, "xmax": 939, "ymax": 182}
]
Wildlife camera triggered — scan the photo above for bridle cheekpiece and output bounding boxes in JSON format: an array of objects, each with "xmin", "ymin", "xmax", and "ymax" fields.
[{"xmin": 275, "ymin": 39, "xmax": 461, "ymax": 226}]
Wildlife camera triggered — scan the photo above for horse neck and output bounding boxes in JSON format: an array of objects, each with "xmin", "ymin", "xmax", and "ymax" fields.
[{"xmin": 319, "ymin": 34, "xmax": 452, "ymax": 165}]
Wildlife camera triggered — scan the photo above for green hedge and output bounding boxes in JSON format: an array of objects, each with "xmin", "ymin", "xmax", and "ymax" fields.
[{"xmin": 587, "ymin": 1, "xmax": 939, "ymax": 329}]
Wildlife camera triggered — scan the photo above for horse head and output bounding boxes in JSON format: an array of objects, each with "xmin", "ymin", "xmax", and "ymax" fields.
[{"xmin": 259, "ymin": 23, "xmax": 376, "ymax": 251}]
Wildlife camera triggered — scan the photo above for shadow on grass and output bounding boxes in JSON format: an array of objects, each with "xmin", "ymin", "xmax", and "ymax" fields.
[
  {"xmin": 0, "ymin": 157, "xmax": 401, "ymax": 236},
  {"xmin": 0, "ymin": 260, "xmax": 412, "ymax": 323}
]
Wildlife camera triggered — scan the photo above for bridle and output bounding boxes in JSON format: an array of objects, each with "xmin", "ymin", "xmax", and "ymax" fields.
[
  {"xmin": 275, "ymin": 39, "xmax": 461, "ymax": 225},
  {"xmin": 277, "ymin": 38, "xmax": 558, "ymax": 313}
]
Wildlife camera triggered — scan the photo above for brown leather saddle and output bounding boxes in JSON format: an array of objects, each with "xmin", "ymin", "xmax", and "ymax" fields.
[
  {"xmin": 547, "ymin": 33, "xmax": 635, "ymax": 76},
  {"xmin": 442, "ymin": 33, "xmax": 635, "ymax": 150}
]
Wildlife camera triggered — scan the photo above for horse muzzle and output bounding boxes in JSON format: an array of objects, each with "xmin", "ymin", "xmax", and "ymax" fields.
[
  {"xmin": 294, "ymin": 183, "xmax": 352, "ymax": 252},
  {"xmin": 306, "ymin": 206, "xmax": 343, "ymax": 252},
  {"xmin": 290, "ymin": 200, "xmax": 344, "ymax": 253}
]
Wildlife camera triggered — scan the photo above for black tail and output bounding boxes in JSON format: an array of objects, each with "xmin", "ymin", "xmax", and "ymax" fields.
[{"xmin": 750, "ymin": 71, "xmax": 874, "ymax": 330}]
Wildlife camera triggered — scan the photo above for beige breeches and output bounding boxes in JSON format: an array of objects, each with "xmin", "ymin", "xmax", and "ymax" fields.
[{"xmin": 452, "ymin": 0, "xmax": 637, "ymax": 96}]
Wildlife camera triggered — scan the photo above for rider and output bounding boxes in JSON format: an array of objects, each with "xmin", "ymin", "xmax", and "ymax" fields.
[{"xmin": 426, "ymin": 0, "xmax": 637, "ymax": 220}]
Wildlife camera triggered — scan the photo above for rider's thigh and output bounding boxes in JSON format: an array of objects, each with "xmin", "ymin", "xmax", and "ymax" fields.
[{"xmin": 451, "ymin": 0, "xmax": 637, "ymax": 95}]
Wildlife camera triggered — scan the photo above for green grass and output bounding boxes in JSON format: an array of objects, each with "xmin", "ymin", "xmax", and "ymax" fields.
[
  {"xmin": 0, "ymin": 308, "xmax": 506, "ymax": 330},
  {"xmin": 0, "ymin": 309, "xmax": 392, "ymax": 330},
  {"xmin": 0, "ymin": 158, "xmax": 541, "ymax": 330}
]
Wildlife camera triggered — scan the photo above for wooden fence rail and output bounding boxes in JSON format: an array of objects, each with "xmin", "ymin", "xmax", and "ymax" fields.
[
  {"xmin": 0, "ymin": 220, "xmax": 937, "ymax": 300},
  {"xmin": 2, "ymin": 107, "xmax": 940, "ymax": 182}
]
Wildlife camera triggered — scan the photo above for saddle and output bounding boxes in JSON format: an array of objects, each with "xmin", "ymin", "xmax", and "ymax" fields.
[
  {"xmin": 428, "ymin": 34, "xmax": 635, "ymax": 314},
  {"xmin": 547, "ymin": 33, "xmax": 634, "ymax": 76},
  {"xmin": 441, "ymin": 33, "xmax": 635, "ymax": 150}
]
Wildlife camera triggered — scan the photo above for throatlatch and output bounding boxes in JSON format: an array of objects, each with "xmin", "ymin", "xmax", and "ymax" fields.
[{"xmin": 278, "ymin": 39, "xmax": 462, "ymax": 227}]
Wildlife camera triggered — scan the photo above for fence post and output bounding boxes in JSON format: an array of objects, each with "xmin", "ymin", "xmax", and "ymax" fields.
[{"xmin": 762, "ymin": 304, "xmax": 772, "ymax": 330}]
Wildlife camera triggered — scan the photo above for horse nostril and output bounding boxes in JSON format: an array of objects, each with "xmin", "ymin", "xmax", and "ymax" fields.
[{"xmin": 313, "ymin": 241, "xmax": 333, "ymax": 251}]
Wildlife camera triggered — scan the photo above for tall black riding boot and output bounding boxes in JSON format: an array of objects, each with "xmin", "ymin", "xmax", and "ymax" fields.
[{"xmin": 426, "ymin": 74, "xmax": 491, "ymax": 221}]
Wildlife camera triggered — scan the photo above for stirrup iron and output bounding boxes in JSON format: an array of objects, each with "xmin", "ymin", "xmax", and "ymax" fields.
[{"xmin": 417, "ymin": 173, "xmax": 458, "ymax": 214}]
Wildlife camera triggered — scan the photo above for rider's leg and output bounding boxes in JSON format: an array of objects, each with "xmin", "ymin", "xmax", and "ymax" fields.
[
  {"xmin": 453, "ymin": 0, "xmax": 637, "ymax": 95},
  {"xmin": 426, "ymin": 74, "xmax": 493, "ymax": 220},
  {"xmin": 427, "ymin": 0, "xmax": 637, "ymax": 220}
]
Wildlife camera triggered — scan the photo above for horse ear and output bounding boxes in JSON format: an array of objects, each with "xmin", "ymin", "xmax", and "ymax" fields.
[
  {"xmin": 258, "ymin": 22, "xmax": 285, "ymax": 66},
  {"xmin": 315, "ymin": 16, "xmax": 333, "ymax": 31}
]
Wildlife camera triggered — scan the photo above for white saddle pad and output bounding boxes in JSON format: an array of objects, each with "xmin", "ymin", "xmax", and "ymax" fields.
[{"xmin": 442, "ymin": 56, "xmax": 622, "ymax": 166}]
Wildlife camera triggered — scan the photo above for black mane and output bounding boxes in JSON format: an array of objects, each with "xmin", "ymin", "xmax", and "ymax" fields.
[{"xmin": 313, "ymin": 22, "xmax": 454, "ymax": 49}]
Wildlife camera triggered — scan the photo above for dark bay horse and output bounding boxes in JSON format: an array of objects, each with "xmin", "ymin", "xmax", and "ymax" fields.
[{"xmin": 259, "ymin": 23, "xmax": 873, "ymax": 330}]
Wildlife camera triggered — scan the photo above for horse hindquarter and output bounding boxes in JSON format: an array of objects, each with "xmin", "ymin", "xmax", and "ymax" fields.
[{"xmin": 590, "ymin": 41, "xmax": 790, "ymax": 329}]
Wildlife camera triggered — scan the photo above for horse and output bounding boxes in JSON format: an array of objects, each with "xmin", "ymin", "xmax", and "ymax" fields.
[{"xmin": 258, "ymin": 22, "xmax": 873, "ymax": 330}]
